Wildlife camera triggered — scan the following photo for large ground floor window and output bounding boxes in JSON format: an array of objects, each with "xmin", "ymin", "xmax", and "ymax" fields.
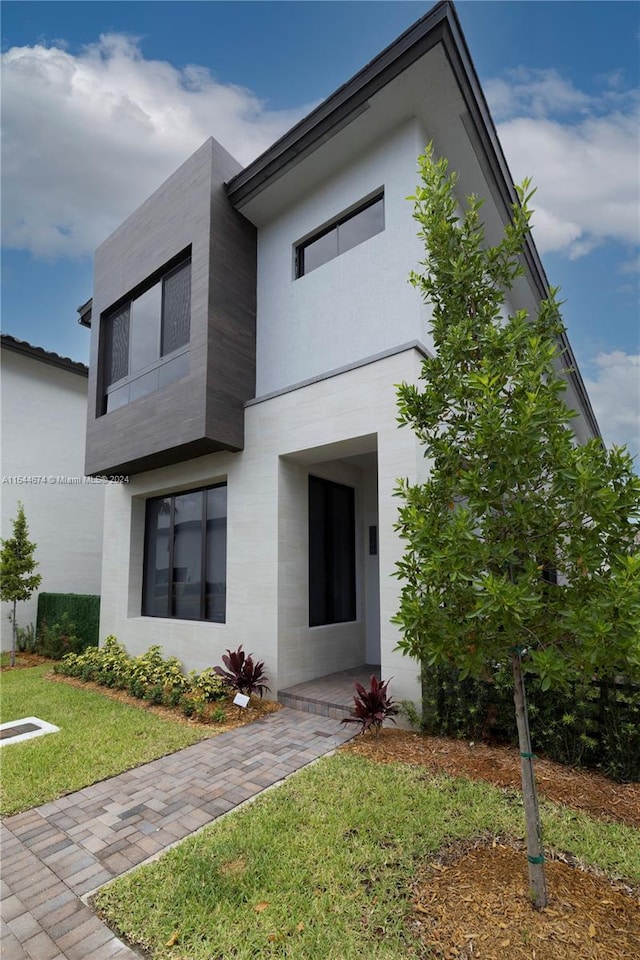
[
  {"xmin": 309, "ymin": 475, "xmax": 356, "ymax": 627},
  {"xmin": 142, "ymin": 483, "xmax": 227, "ymax": 622}
]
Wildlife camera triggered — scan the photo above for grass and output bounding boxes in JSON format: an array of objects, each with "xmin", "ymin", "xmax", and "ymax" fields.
[
  {"xmin": 0, "ymin": 665, "xmax": 208, "ymax": 815},
  {"xmin": 95, "ymin": 753, "xmax": 640, "ymax": 960}
]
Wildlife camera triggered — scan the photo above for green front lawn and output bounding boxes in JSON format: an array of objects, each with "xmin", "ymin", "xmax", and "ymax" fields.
[
  {"xmin": 95, "ymin": 753, "xmax": 640, "ymax": 960},
  {"xmin": 0, "ymin": 665, "xmax": 208, "ymax": 815}
]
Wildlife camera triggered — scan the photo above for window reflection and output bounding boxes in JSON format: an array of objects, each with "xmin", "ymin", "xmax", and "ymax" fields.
[
  {"xmin": 297, "ymin": 194, "xmax": 384, "ymax": 277},
  {"xmin": 142, "ymin": 484, "xmax": 227, "ymax": 623}
]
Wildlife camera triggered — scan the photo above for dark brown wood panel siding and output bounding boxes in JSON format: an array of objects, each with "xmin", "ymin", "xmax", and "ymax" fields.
[{"xmin": 85, "ymin": 138, "xmax": 257, "ymax": 477}]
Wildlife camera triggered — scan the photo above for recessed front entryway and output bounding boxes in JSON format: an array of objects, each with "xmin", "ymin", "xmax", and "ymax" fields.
[
  {"xmin": 277, "ymin": 435, "xmax": 380, "ymax": 691},
  {"xmin": 279, "ymin": 664, "xmax": 382, "ymax": 718}
]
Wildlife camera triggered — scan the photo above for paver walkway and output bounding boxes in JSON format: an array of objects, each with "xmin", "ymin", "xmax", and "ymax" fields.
[{"xmin": 1, "ymin": 708, "xmax": 354, "ymax": 959}]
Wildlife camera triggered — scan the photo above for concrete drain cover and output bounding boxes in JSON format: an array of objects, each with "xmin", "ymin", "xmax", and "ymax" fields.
[{"xmin": 0, "ymin": 717, "xmax": 60, "ymax": 746}]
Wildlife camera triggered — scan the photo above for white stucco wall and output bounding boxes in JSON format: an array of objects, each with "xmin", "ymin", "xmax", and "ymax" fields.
[
  {"xmin": 0, "ymin": 350, "xmax": 104, "ymax": 645},
  {"xmin": 94, "ymin": 113, "xmax": 600, "ymax": 710},
  {"xmin": 255, "ymin": 119, "xmax": 432, "ymax": 396},
  {"xmin": 98, "ymin": 348, "xmax": 427, "ymax": 706}
]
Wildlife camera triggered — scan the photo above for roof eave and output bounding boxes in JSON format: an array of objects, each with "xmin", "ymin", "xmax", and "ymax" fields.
[
  {"xmin": 225, "ymin": 0, "xmax": 600, "ymax": 441},
  {"xmin": 225, "ymin": 0, "xmax": 450, "ymax": 209},
  {"xmin": 1, "ymin": 334, "xmax": 88, "ymax": 377}
]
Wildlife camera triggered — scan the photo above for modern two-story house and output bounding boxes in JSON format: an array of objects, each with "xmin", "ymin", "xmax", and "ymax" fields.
[{"xmin": 82, "ymin": 1, "xmax": 599, "ymax": 708}]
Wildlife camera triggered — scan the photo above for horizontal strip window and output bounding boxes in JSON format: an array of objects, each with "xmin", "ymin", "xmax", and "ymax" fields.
[
  {"xmin": 105, "ymin": 347, "xmax": 189, "ymax": 412},
  {"xmin": 296, "ymin": 192, "xmax": 384, "ymax": 278},
  {"xmin": 142, "ymin": 483, "xmax": 227, "ymax": 623}
]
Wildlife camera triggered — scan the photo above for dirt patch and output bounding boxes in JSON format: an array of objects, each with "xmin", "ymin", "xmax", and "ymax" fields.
[
  {"xmin": 46, "ymin": 672, "xmax": 281, "ymax": 734},
  {"xmin": 0, "ymin": 653, "xmax": 50, "ymax": 671},
  {"xmin": 343, "ymin": 728, "xmax": 640, "ymax": 828},
  {"xmin": 410, "ymin": 839, "xmax": 640, "ymax": 959}
]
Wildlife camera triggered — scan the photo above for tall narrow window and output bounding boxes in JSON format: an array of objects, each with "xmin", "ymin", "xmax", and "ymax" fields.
[
  {"xmin": 309, "ymin": 475, "xmax": 356, "ymax": 626},
  {"xmin": 296, "ymin": 193, "xmax": 384, "ymax": 278},
  {"xmin": 142, "ymin": 483, "xmax": 227, "ymax": 622},
  {"xmin": 102, "ymin": 255, "xmax": 191, "ymax": 414}
]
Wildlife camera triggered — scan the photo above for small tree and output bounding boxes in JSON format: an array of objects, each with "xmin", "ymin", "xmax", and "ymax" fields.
[
  {"xmin": 394, "ymin": 147, "xmax": 640, "ymax": 909},
  {"xmin": 0, "ymin": 502, "xmax": 42, "ymax": 666}
]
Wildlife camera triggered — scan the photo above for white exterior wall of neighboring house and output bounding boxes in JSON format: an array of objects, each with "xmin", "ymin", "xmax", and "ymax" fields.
[
  {"xmin": 0, "ymin": 344, "xmax": 104, "ymax": 645},
  {"xmin": 256, "ymin": 119, "xmax": 431, "ymax": 395},
  {"xmin": 98, "ymin": 347, "xmax": 427, "ymax": 704}
]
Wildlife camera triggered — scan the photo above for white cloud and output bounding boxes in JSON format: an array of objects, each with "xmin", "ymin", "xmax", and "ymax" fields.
[
  {"xmin": 485, "ymin": 68, "xmax": 592, "ymax": 120},
  {"xmin": 484, "ymin": 69, "xmax": 640, "ymax": 259},
  {"xmin": 3, "ymin": 40, "xmax": 638, "ymax": 272},
  {"xmin": 1, "ymin": 35, "xmax": 313, "ymax": 258},
  {"xmin": 583, "ymin": 352, "xmax": 640, "ymax": 462}
]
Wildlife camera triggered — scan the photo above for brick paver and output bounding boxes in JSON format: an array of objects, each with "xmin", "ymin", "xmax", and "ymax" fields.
[{"xmin": 1, "ymin": 708, "xmax": 353, "ymax": 959}]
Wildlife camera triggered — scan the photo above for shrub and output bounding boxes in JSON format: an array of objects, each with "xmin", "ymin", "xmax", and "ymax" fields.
[
  {"xmin": 214, "ymin": 646, "xmax": 270, "ymax": 698},
  {"xmin": 418, "ymin": 662, "xmax": 640, "ymax": 782},
  {"xmin": 36, "ymin": 593, "xmax": 100, "ymax": 651},
  {"xmin": 167, "ymin": 688, "xmax": 184, "ymax": 707},
  {"xmin": 341, "ymin": 676, "xmax": 399, "ymax": 735},
  {"xmin": 595, "ymin": 682, "xmax": 640, "ymax": 782},
  {"xmin": 37, "ymin": 613, "xmax": 83, "ymax": 660},
  {"xmin": 15, "ymin": 623, "xmax": 37, "ymax": 653},
  {"xmin": 180, "ymin": 696, "xmax": 195, "ymax": 718},
  {"xmin": 127, "ymin": 677, "xmax": 146, "ymax": 700},
  {"xmin": 192, "ymin": 700, "xmax": 209, "ymax": 722},
  {"xmin": 53, "ymin": 637, "xmax": 267, "ymax": 728},
  {"xmin": 144, "ymin": 684, "xmax": 165, "ymax": 706},
  {"xmin": 128, "ymin": 646, "xmax": 189, "ymax": 694},
  {"xmin": 210, "ymin": 706, "xmax": 226, "ymax": 724},
  {"xmin": 190, "ymin": 667, "xmax": 228, "ymax": 702}
]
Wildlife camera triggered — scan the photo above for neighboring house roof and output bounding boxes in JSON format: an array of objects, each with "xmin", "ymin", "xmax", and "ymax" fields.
[{"xmin": 1, "ymin": 334, "xmax": 88, "ymax": 378}]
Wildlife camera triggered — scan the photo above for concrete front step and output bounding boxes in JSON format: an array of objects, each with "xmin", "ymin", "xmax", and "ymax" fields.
[
  {"xmin": 277, "ymin": 665, "xmax": 381, "ymax": 720},
  {"xmin": 278, "ymin": 690, "xmax": 352, "ymax": 720}
]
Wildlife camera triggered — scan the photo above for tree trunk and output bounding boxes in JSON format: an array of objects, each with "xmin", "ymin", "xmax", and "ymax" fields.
[
  {"xmin": 511, "ymin": 648, "xmax": 548, "ymax": 909},
  {"xmin": 10, "ymin": 600, "xmax": 17, "ymax": 667}
]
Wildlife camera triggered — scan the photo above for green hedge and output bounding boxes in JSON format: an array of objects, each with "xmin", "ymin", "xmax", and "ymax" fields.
[
  {"xmin": 36, "ymin": 592, "xmax": 100, "ymax": 652},
  {"xmin": 419, "ymin": 662, "xmax": 640, "ymax": 783}
]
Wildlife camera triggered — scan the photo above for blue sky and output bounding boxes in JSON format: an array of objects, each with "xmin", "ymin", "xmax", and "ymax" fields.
[{"xmin": 1, "ymin": 1, "xmax": 639, "ymax": 459}]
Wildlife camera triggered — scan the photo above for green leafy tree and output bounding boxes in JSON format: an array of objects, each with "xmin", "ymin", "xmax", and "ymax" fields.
[
  {"xmin": 0, "ymin": 502, "xmax": 42, "ymax": 666},
  {"xmin": 394, "ymin": 147, "xmax": 640, "ymax": 909}
]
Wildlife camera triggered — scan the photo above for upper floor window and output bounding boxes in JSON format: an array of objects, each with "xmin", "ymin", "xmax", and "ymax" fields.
[
  {"xmin": 295, "ymin": 192, "xmax": 384, "ymax": 278},
  {"xmin": 101, "ymin": 255, "xmax": 191, "ymax": 414}
]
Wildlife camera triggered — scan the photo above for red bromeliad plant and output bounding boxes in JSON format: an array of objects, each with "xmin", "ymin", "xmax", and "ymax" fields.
[
  {"xmin": 341, "ymin": 675, "xmax": 399, "ymax": 735},
  {"xmin": 214, "ymin": 645, "xmax": 270, "ymax": 698}
]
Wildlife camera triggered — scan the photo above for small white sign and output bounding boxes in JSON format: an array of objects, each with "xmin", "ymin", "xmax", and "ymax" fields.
[{"xmin": 233, "ymin": 693, "xmax": 250, "ymax": 708}]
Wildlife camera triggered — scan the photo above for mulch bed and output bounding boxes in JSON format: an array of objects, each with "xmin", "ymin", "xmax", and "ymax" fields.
[
  {"xmin": 45, "ymin": 671, "xmax": 282, "ymax": 733},
  {"xmin": 0, "ymin": 653, "xmax": 50, "ymax": 670},
  {"xmin": 410, "ymin": 838, "xmax": 640, "ymax": 959},
  {"xmin": 343, "ymin": 729, "xmax": 640, "ymax": 959},
  {"xmin": 343, "ymin": 729, "xmax": 640, "ymax": 828},
  {"xmin": 3, "ymin": 655, "xmax": 282, "ymax": 733}
]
